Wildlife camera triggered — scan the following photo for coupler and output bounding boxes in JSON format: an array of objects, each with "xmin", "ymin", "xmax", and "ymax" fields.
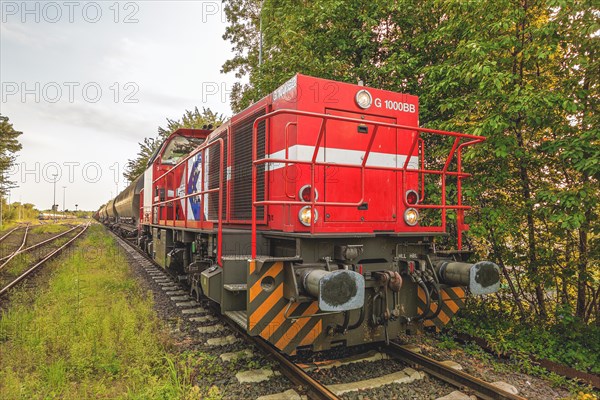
[
  {"xmin": 435, "ymin": 261, "xmax": 501, "ymax": 295},
  {"xmin": 299, "ymin": 268, "xmax": 365, "ymax": 312}
]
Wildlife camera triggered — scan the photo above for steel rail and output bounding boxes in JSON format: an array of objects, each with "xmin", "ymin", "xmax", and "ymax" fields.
[
  {"xmin": 0, "ymin": 223, "xmax": 89, "ymax": 296},
  {"xmin": 0, "ymin": 224, "xmax": 81, "ymax": 263},
  {"xmin": 109, "ymin": 228, "xmax": 337, "ymax": 400},
  {"xmin": 385, "ymin": 342, "xmax": 526, "ymax": 400},
  {"xmin": 0, "ymin": 226, "xmax": 22, "ymax": 244},
  {"xmin": 111, "ymin": 226, "xmax": 521, "ymax": 400},
  {"xmin": 0, "ymin": 225, "xmax": 30, "ymax": 271},
  {"xmin": 221, "ymin": 316, "xmax": 340, "ymax": 400}
]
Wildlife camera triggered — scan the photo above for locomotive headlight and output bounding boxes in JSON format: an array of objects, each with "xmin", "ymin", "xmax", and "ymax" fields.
[
  {"xmin": 299, "ymin": 185, "xmax": 318, "ymax": 202},
  {"xmin": 299, "ymin": 206, "xmax": 318, "ymax": 226},
  {"xmin": 404, "ymin": 208, "xmax": 419, "ymax": 226},
  {"xmin": 405, "ymin": 190, "xmax": 419, "ymax": 205},
  {"xmin": 355, "ymin": 89, "xmax": 372, "ymax": 109}
]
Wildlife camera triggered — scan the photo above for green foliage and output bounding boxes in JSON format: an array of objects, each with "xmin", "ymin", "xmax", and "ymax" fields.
[
  {"xmin": 122, "ymin": 136, "xmax": 160, "ymax": 185},
  {"xmin": 123, "ymin": 107, "xmax": 225, "ymax": 182},
  {"xmin": 0, "ymin": 114, "xmax": 22, "ymax": 192},
  {"xmin": 0, "ymin": 201, "xmax": 39, "ymax": 227},
  {"xmin": 222, "ymin": 0, "xmax": 600, "ymax": 325},
  {"xmin": 0, "ymin": 114, "xmax": 23, "ymax": 228},
  {"xmin": 0, "ymin": 226, "xmax": 220, "ymax": 399}
]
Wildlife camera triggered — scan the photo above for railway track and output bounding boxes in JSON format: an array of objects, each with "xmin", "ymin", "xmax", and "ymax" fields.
[
  {"xmin": 0, "ymin": 223, "xmax": 90, "ymax": 296},
  {"xmin": 0, "ymin": 224, "xmax": 83, "ymax": 264},
  {"xmin": 0, "ymin": 224, "xmax": 30, "ymax": 270},
  {"xmin": 384, "ymin": 343, "xmax": 525, "ymax": 400},
  {"xmin": 0, "ymin": 225, "xmax": 24, "ymax": 244},
  {"xmin": 109, "ymin": 228, "xmax": 531, "ymax": 400},
  {"xmin": 278, "ymin": 342, "xmax": 526, "ymax": 400},
  {"xmin": 226, "ymin": 325, "xmax": 524, "ymax": 400},
  {"xmin": 223, "ymin": 315, "xmax": 525, "ymax": 400}
]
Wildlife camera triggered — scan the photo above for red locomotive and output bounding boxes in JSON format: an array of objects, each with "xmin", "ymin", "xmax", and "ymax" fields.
[{"xmin": 99, "ymin": 74, "xmax": 500, "ymax": 355}]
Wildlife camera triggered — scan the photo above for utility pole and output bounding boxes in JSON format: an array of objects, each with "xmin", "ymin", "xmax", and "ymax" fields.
[
  {"xmin": 62, "ymin": 186, "xmax": 66, "ymax": 212},
  {"xmin": 258, "ymin": 1, "xmax": 264, "ymax": 67},
  {"xmin": 0, "ymin": 172, "xmax": 3, "ymax": 229},
  {"xmin": 52, "ymin": 173, "xmax": 58, "ymax": 222}
]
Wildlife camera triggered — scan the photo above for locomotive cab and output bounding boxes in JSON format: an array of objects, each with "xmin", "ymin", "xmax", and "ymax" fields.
[
  {"xmin": 143, "ymin": 128, "xmax": 212, "ymax": 227},
  {"xmin": 137, "ymin": 128, "xmax": 213, "ymax": 267}
]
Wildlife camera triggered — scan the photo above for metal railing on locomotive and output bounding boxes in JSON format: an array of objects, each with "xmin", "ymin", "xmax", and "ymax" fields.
[
  {"xmin": 151, "ymin": 138, "xmax": 225, "ymax": 265},
  {"xmin": 251, "ymin": 109, "xmax": 486, "ymax": 259},
  {"xmin": 148, "ymin": 110, "xmax": 484, "ymax": 267}
]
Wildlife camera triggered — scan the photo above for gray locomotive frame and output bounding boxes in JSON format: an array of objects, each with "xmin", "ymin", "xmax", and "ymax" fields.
[{"xmin": 140, "ymin": 224, "xmax": 500, "ymax": 352}]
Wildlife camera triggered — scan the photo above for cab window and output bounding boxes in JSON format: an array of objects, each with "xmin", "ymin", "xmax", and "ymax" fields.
[{"xmin": 161, "ymin": 136, "xmax": 205, "ymax": 165}]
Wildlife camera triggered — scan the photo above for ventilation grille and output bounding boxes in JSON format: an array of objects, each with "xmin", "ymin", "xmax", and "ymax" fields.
[
  {"xmin": 207, "ymin": 130, "xmax": 228, "ymax": 220},
  {"xmin": 231, "ymin": 109, "xmax": 266, "ymax": 221}
]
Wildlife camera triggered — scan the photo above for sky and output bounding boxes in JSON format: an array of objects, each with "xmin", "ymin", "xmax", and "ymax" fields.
[{"xmin": 0, "ymin": 0, "xmax": 238, "ymax": 211}]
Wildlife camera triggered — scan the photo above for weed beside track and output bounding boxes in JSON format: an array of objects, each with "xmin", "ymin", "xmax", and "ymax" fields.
[{"xmin": 0, "ymin": 225, "xmax": 216, "ymax": 399}]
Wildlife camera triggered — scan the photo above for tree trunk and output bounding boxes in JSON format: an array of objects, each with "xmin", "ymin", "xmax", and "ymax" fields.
[
  {"xmin": 575, "ymin": 208, "xmax": 591, "ymax": 319},
  {"xmin": 515, "ymin": 129, "xmax": 547, "ymax": 318},
  {"xmin": 488, "ymin": 224, "xmax": 527, "ymax": 320},
  {"xmin": 510, "ymin": 0, "xmax": 547, "ymax": 318}
]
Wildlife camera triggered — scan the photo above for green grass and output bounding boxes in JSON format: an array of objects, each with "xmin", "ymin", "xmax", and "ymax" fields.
[
  {"xmin": 0, "ymin": 222, "xmax": 20, "ymax": 233},
  {"xmin": 29, "ymin": 223, "xmax": 72, "ymax": 235},
  {"xmin": 0, "ymin": 225, "xmax": 222, "ymax": 399},
  {"xmin": 0, "ymin": 240, "xmax": 64, "ymax": 288}
]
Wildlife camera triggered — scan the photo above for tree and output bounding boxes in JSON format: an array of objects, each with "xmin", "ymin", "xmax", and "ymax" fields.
[
  {"xmin": 123, "ymin": 137, "xmax": 159, "ymax": 184},
  {"xmin": 0, "ymin": 114, "xmax": 22, "ymax": 194},
  {"xmin": 222, "ymin": 0, "xmax": 405, "ymax": 112},
  {"xmin": 221, "ymin": 0, "xmax": 599, "ymax": 323},
  {"xmin": 123, "ymin": 107, "xmax": 225, "ymax": 182},
  {"xmin": 0, "ymin": 114, "xmax": 22, "ymax": 227},
  {"xmin": 540, "ymin": 0, "xmax": 599, "ymax": 321}
]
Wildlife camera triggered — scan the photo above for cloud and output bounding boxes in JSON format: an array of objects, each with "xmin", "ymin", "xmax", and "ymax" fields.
[
  {"xmin": 33, "ymin": 101, "xmax": 153, "ymax": 141},
  {"xmin": 1, "ymin": 1, "xmax": 237, "ymax": 210},
  {"xmin": 0, "ymin": 21, "xmax": 66, "ymax": 47}
]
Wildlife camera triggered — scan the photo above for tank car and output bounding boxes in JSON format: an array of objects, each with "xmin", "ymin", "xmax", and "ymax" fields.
[
  {"xmin": 100, "ymin": 74, "xmax": 501, "ymax": 355},
  {"xmin": 113, "ymin": 175, "xmax": 144, "ymax": 236},
  {"xmin": 102, "ymin": 204, "xmax": 108, "ymax": 222},
  {"xmin": 38, "ymin": 213, "xmax": 76, "ymax": 220},
  {"xmin": 105, "ymin": 199, "xmax": 117, "ymax": 225}
]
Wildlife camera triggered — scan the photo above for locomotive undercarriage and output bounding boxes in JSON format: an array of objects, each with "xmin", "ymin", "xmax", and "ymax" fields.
[{"xmin": 136, "ymin": 224, "xmax": 500, "ymax": 355}]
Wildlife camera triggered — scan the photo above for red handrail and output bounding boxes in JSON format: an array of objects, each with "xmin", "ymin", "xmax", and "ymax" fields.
[
  {"xmin": 152, "ymin": 138, "xmax": 225, "ymax": 265},
  {"xmin": 251, "ymin": 109, "xmax": 484, "ymax": 259}
]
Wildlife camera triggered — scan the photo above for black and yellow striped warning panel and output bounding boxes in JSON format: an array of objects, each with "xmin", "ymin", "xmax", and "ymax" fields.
[
  {"xmin": 247, "ymin": 260, "xmax": 323, "ymax": 355},
  {"xmin": 417, "ymin": 286, "xmax": 466, "ymax": 329}
]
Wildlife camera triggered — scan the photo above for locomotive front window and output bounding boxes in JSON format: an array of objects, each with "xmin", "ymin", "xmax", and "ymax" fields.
[{"xmin": 161, "ymin": 136, "xmax": 205, "ymax": 165}]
